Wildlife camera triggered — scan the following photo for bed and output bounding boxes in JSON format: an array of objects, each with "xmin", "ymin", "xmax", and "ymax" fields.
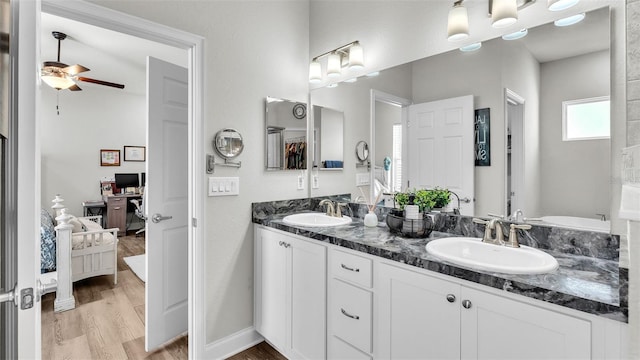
[{"xmin": 40, "ymin": 202, "xmax": 119, "ymax": 312}]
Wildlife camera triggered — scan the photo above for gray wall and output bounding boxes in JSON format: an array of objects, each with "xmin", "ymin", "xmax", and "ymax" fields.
[
  {"xmin": 540, "ymin": 50, "xmax": 610, "ymax": 218},
  {"xmin": 40, "ymin": 88, "xmax": 146, "ymax": 216}
]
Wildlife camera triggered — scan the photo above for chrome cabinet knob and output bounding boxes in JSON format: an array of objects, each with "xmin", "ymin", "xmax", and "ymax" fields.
[
  {"xmin": 462, "ymin": 299, "xmax": 472, "ymax": 309},
  {"xmin": 446, "ymin": 294, "xmax": 456, "ymax": 303}
]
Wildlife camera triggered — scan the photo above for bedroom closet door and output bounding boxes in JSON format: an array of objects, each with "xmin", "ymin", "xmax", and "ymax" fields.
[{"xmin": 145, "ymin": 56, "xmax": 189, "ymax": 351}]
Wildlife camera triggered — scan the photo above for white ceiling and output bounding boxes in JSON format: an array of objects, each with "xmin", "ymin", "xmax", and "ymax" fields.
[{"xmin": 40, "ymin": 12, "xmax": 187, "ymax": 95}]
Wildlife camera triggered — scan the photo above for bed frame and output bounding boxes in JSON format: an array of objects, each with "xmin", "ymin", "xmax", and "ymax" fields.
[{"xmin": 45, "ymin": 201, "xmax": 119, "ymax": 313}]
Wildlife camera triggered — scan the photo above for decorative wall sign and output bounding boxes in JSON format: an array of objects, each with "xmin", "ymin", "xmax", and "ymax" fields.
[
  {"xmin": 124, "ymin": 145, "xmax": 146, "ymax": 162},
  {"xmin": 475, "ymin": 108, "xmax": 491, "ymax": 166},
  {"xmin": 100, "ymin": 149, "xmax": 121, "ymax": 166}
]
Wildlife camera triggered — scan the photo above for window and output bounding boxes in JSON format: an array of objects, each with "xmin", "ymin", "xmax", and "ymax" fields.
[{"xmin": 562, "ymin": 96, "xmax": 610, "ymax": 141}]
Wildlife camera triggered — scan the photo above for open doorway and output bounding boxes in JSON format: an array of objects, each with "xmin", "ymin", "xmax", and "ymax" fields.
[
  {"xmin": 36, "ymin": 1, "xmax": 202, "ymax": 357},
  {"xmin": 505, "ymin": 89, "xmax": 525, "ymax": 217}
]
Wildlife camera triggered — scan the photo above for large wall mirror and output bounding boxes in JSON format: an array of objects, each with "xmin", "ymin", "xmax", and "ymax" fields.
[
  {"xmin": 265, "ymin": 97, "xmax": 308, "ymax": 170},
  {"xmin": 310, "ymin": 6, "xmax": 617, "ymax": 234}
]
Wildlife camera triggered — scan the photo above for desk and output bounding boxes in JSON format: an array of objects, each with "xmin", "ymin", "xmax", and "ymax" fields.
[{"xmin": 103, "ymin": 194, "xmax": 141, "ymax": 236}]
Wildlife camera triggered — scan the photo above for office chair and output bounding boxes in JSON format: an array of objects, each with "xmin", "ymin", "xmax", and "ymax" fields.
[{"xmin": 130, "ymin": 193, "xmax": 146, "ymax": 236}]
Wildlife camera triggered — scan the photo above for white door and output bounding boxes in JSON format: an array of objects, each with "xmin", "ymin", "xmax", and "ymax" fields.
[
  {"xmin": 408, "ymin": 95, "xmax": 474, "ymax": 215},
  {"xmin": 146, "ymin": 56, "xmax": 189, "ymax": 350}
]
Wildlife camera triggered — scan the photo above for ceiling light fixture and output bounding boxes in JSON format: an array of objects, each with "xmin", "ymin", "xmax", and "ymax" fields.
[
  {"xmin": 554, "ymin": 13, "xmax": 585, "ymax": 26},
  {"xmin": 308, "ymin": 41, "xmax": 364, "ymax": 83},
  {"xmin": 502, "ymin": 28, "xmax": 528, "ymax": 40},
  {"xmin": 548, "ymin": 0, "xmax": 579, "ymax": 11},
  {"xmin": 41, "ymin": 68, "xmax": 76, "ymax": 90}
]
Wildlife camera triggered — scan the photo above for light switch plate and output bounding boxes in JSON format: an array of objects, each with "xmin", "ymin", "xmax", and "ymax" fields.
[
  {"xmin": 297, "ymin": 175, "xmax": 305, "ymax": 190},
  {"xmin": 312, "ymin": 175, "xmax": 319, "ymax": 189},
  {"xmin": 208, "ymin": 177, "xmax": 240, "ymax": 196},
  {"xmin": 356, "ymin": 173, "xmax": 370, "ymax": 186}
]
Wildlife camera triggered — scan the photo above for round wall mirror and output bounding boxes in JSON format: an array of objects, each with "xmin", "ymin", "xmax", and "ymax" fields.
[
  {"xmin": 355, "ymin": 140, "xmax": 369, "ymax": 162},
  {"xmin": 214, "ymin": 128, "xmax": 244, "ymax": 159}
]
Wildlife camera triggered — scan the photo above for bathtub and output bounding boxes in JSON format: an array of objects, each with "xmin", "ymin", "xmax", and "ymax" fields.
[{"xmin": 539, "ymin": 216, "xmax": 610, "ymax": 233}]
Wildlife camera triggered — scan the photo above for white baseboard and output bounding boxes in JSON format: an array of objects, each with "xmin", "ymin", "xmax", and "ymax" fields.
[{"xmin": 203, "ymin": 326, "xmax": 264, "ymax": 359}]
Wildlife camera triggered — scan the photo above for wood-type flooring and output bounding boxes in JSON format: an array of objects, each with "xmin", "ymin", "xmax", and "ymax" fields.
[{"xmin": 41, "ymin": 232, "xmax": 188, "ymax": 359}]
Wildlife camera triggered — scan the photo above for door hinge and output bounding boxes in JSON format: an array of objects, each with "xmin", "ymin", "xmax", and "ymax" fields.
[{"xmin": 192, "ymin": 218, "xmax": 197, "ymax": 227}]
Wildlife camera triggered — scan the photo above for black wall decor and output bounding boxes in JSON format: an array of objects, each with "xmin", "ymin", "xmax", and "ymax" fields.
[{"xmin": 475, "ymin": 108, "xmax": 490, "ymax": 166}]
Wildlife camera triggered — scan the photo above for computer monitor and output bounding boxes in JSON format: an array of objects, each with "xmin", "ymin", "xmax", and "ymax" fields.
[{"xmin": 115, "ymin": 173, "xmax": 140, "ymax": 189}]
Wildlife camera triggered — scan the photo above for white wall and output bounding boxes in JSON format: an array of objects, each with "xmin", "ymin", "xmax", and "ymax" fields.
[
  {"xmin": 86, "ymin": 0, "xmax": 310, "ymax": 344},
  {"xmin": 540, "ymin": 50, "xmax": 610, "ymax": 218},
  {"xmin": 40, "ymin": 86, "xmax": 145, "ymax": 216},
  {"xmin": 319, "ymin": 107, "xmax": 343, "ymax": 163},
  {"xmin": 374, "ymin": 101, "xmax": 399, "ymax": 168}
]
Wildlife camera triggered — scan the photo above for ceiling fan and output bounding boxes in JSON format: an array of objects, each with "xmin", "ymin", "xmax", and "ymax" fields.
[{"xmin": 41, "ymin": 31, "xmax": 125, "ymax": 91}]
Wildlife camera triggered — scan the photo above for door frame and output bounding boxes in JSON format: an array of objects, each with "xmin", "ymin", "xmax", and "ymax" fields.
[
  {"xmin": 27, "ymin": 1, "xmax": 206, "ymax": 357},
  {"xmin": 370, "ymin": 90, "xmax": 411, "ymax": 201},
  {"xmin": 504, "ymin": 88, "xmax": 525, "ymax": 217}
]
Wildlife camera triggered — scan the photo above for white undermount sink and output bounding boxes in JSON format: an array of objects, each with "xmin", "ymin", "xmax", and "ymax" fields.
[
  {"xmin": 282, "ymin": 212, "xmax": 352, "ymax": 228},
  {"xmin": 425, "ymin": 237, "xmax": 559, "ymax": 275}
]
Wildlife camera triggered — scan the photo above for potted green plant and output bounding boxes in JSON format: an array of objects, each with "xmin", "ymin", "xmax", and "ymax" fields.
[
  {"xmin": 431, "ymin": 188, "xmax": 452, "ymax": 210},
  {"xmin": 413, "ymin": 189, "xmax": 436, "ymax": 213},
  {"xmin": 394, "ymin": 192, "xmax": 411, "ymax": 211}
]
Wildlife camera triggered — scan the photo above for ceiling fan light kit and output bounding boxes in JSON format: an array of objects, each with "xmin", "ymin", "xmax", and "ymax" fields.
[{"xmin": 41, "ymin": 31, "xmax": 125, "ymax": 91}]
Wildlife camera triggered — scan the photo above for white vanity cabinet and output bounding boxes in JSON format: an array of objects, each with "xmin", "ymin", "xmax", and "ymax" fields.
[
  {"xmin": 378, "ymin": 262, "xmax": 592, "ymax": 360},
  {"xmin": 254, "ymin": 226, "xmax": 327, "ymax": 360}
]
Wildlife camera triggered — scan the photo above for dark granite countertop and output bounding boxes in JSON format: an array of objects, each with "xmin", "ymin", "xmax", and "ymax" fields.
[{"xmin": 254, "ymin": 211, "xmax": 626, "ymax": 323}]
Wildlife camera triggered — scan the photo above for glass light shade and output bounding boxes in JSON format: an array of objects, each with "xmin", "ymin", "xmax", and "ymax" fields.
[
  {"xmin": 502, "ymin": 28, "xmax": 528, "ymax": 40},
  {"xmin": 548, "ymin": 0, "xmax": 579, "ymax": 11},
  {"xmin": 348, "ymin": 43, "xmax": 364, "ymax": 69},
  {"xmin": 309, "ymin": 60, "xmax": 322, "ymax": 83},
  {"xmin": 459, "ymin": 42, "xmax": 482, "ymax": 52},
  {"xmin": 491, "ymin": 0, "xmax": 518, "ymax": 28},
  {"xmin": 41, "ymin": 73, "xmax": 75, "ymax": 90},
  {"xmin": 327, "ymin": 52, "xmax": 342, "ymax": 78},
  {"xmin": 554, "ymin": 13, "xmax": 585, "ymax": 27},
  {"xmin": 447, "ymin": 4, "xmax": 469, "ymax": 42}
]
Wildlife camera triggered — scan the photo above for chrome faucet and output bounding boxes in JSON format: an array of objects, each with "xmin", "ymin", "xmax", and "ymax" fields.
[
  {"xmin": 319, "ymin": 199, "xmax": 336, "ymax": 217},
  {"xmin": 596, "ymin": 213, "xmax": 607, "ymax": 221},
  {"xmin": 473, "ymin": 218, "xmax": 505, "ymax": 245},
  {"xmin": 506, "ymin": 223, "xmax": 532, "ymax": 248},
  {"xmin": 510, "ymin": 209, "xmax": 524, "ymax": 223},
  {"xmin": 336, "ymin": 202, "xmax": 352, "ymax": 218}
]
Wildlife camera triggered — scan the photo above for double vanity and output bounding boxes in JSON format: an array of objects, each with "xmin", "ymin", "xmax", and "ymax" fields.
[{"xmin": 252, "ymin": 196, "xmax": 628, "ymax": 360}]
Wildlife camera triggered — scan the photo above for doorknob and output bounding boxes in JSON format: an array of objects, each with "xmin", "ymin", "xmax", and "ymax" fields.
[
  {"xmin": 152, "ymin": 213, "xmax": 173, "ymax": 223},
  {"xmin": 0, "ymin": 287, "xmax": 16, "ymax": 306}
]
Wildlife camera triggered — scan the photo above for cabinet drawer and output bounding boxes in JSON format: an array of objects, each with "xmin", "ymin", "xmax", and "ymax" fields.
[
  {"xmin": 331, "ymin": 249, "xmax": 373, "ymax": 288},
  {"xmin": 329, "ymin": 336, "xmax": 372, "ymax": 360},
  {"xmin": 108, "ymin": 197, "xmax": 126, "ymax": 204},
  {"xmin": 330, "ymin": 279, "xmax": 372, "ymax": 353}
]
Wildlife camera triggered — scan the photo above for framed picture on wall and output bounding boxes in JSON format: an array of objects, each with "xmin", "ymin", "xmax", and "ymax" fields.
[
  {"xmin": 124, "ymin": 145, "xmax": 146, "ymax": 162},
  {"xmin": 100, "ymin": 149, "xmax": 121, "ymax": 166}
]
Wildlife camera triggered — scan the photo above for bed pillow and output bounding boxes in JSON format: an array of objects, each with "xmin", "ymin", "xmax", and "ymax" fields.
[{"xmin": 68, "ymin": 216, "xmax": 85, "ymax": 233}]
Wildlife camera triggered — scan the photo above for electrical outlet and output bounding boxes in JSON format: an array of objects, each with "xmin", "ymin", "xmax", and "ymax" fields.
[
  {"xmin": 297, "ymin": 175, "xmax": 305, "ymax": 190},
  {"xmin": 312, "ymin": 174, "xmax": 319, "ymax": 189}
]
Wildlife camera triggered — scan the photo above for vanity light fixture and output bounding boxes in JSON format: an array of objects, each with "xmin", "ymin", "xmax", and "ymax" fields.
[
  {"xmin": 447, "ymin": 1, "xmax": 469, "ymax": 42},
  {"xmin": 548, "ymin": 0, "xmax": 579, "ymax": 11},
  {"xmin": 502, "ymin": 28, "xmax": 528, "ymax": 40},
  {"xmin": 308, "ymin": 40, "xmax": 364, "ymax": 83},
  {"xmin": 447, "ymin": 0, "xmax": 535, "ymax": 42},
  {"xmin": 459, "ymin": 42, "xmax": 482, "ymax": 52},
  {"xmin": 554, "ymin": 13, "xmax": 585, "ymax": 26}
]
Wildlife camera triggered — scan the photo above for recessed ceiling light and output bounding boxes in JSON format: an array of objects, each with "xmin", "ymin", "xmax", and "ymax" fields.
[
  {"xmin": 459, "ymin": 42, "xmax": 482, "ymax": 52},
  {"xmin": 502, "ymin": 28, "xmax": 528, "ymax": 41},
  {"xmin": 327, "ymin": 83, "xmax": 339, "ymax": 88},
  {"xmin": 548, "ymin": 0, "xmax": 579, "ymax": 11},
  {"xmin": 344, "ymin": 78, "xmax": 358, "ymax": 83},
  {"xmin": 366, "ymin": 71, "xmax": 380, "ymax": 77},
  {"xmin": 554, "ymin": 13, "xmax": 586, "ymax": 27}
]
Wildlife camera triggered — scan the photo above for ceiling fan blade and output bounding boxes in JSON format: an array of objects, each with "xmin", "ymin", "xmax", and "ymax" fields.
[
  {"xmin": 77, "ymin": 77, "xmax": 125, "ymax": 89},
  {"xmin": 69, "ymin": 84, "xmax": 82, "ymax": 91},
  {"xmin": 63, "ymin": 64, "xmax": 90, "ymax": 76}
]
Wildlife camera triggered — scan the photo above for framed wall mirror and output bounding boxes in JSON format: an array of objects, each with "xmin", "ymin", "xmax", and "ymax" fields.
[
  {"xmin": 310, "ymin": 6, "xmax": 618, "ymax": 234},
  {"xmin": 265, "ymin": 96, "xmax": 308, "ymax": 170}
]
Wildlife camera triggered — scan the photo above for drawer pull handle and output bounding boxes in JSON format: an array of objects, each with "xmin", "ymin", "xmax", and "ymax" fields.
[
  {"xmin": 341, "ymin": 308, "xmax": 360, "ymax": 320},
  {"xmin": 340, "ymin": 264, "xmax": 360, "ymax": 272},
  {"xmin": 114, "ymin": 207, "xmax": 121, "ymax": 210}
]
